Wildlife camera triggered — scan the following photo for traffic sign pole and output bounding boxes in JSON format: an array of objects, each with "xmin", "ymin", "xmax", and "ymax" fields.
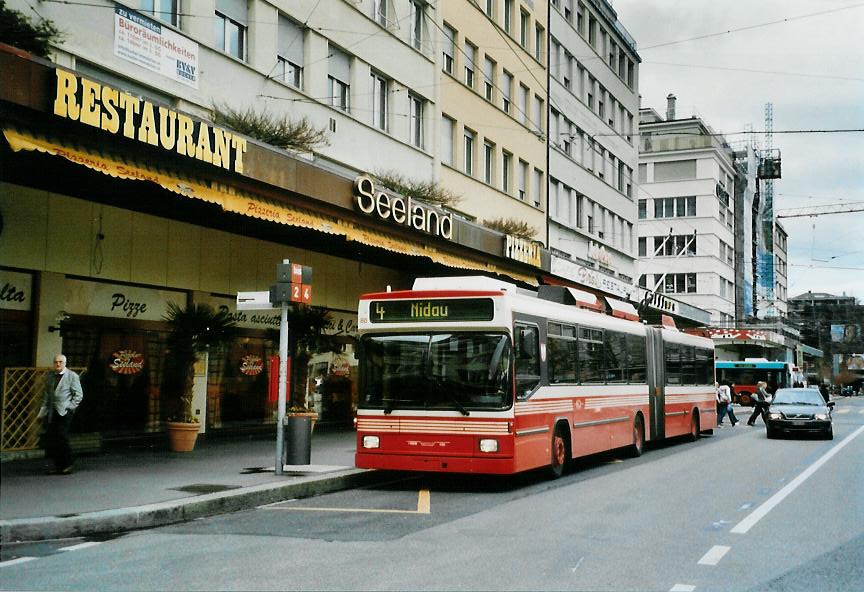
[{"xmin": 275, "ymin": 300, "xmax": 289, "ymax": 476}]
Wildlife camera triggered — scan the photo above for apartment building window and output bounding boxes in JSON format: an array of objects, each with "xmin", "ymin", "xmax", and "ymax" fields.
[
  {"xmin": 639, "ymin": 274, "xmax": 648, "ymax": 289},
  {"xmin": 373, "ymin": 0, "xmax": 387, "ymax": 27},
  {"xmin": 483, "ymin": 57, "xmax": 495, "ymax": 102},
  {"xmin": 562, "ymin": 119, "xmax": 572, "ymax": 155},
  {"xmin": 142, "ymin": 0, "xmax": 177, "ymax": 26},
  {"xmin": 410, "ymin": 0, "xmax": 424, "ymax": 51},
  {"xmin": 608, "ymin": 42, "xmax": 616, "ymax": 68},
  {"xmin": 519, "ymin": 10, "xmax": 529, "ymax": 48},
  {"xmin": 484, "ymin": 0, "xmax": 494, "ymax": 19},
  {"xmin": 518, "ymin": 159, "xmax": 528, "ymax": 200},
  {"xmin": 535, "ymin": 24, "xmax": 544, "ymax": 62},
  {"xmin": 654, "ymin": 196, "xmax": 696, "ymax": 218},
  {"xmin": 441, "ymin": 116, "xmax": 454, "ymax": 165},
  {"xmin": 550, "ymin": 39, "xmax": 560, "ymax": 79},
  {"xmin": 627, "ymin": 60, "xmax": 635, "ymax": 88},
  {"xmin": 503, "ymin": 0, "xmax": 513, "ymax": 34},
  {"xmin": 442, "ymin": 24, "xmax": 455, "ymax": 74},
  {"xmin": 625, "ymin": 166, "xmax": 633, "ymax": 197},
  {"xmin": 464, "ymin": 129, "xmax": 476, "ymax": 176},
  {"xmin": 215, "ymin": 0, "xmax": 247, "ymax": 60},
  {"xmin": 655, "ymin": 159, "xmax": 696, "ymax": 181},
  {"xmin": 577, "ymin": 1, "xmax": 584, "ymax": 34},
  {"xmin": 518, "ymin": 84, "xmax": 529, "ymax": 125},
  {"xmin": 370, "ymin": 72, "xmax": 388, "ymax": 131},
  {"xmin": 598, "ymin": 93, "xmax": 604, "ymax": 119},
  {"xmin": 638, "ymin": 237, "xmax": 646, "ymax": 257},
  {"xmin": 564, "ymin": 0, "xmax": 573, "ymax": 23},
  {"xmin": 550, "ymin": 109, "xmax": 559, "ymax": 147},
  {"xmin": 409, "ymin": 93, "xmax": 424, "ymax": 148},
  {"xmin": 328, "ymin": 45, "xmax": 351, "ymax": 112},
  {"xmin": 501, "ymin": 70, "xmax": 513, "ymax": 114},
  {"xmin": 654, "ymin": 235, "xmax": 696, "ymax": 257},
  {"xmin": 533, "ymin": 168, "xmax": 543, "ymax": 208},
  {"xmin": 484, "ymin": 140, "xmax": 495, "ymax": 184},
  {"xmin": 618, "ymin": 52, "xmax": 626, "ymax": 79},
  {"xmin": 277, "ymin": 16, "xmax": 304, "ymax": 89},
  {"xmin": 464, "ymin": 40, "xmax": 476, "ymax": 88},
  {"xmin": 588, "ymin": 15, "xmax": 596, "ymax": 48},
  {"xmin": 587, "ymin": 215, "xmax": 594, "ymax": 234},
  {"xmin": 533, "ymin": 95, "xmax": 543, "ymax": 132},
  {"xmin": 638, "ymin": 199, "xmax": 647, "ymax": 220},
  {"xmin": 663, "ymin": 273, "xmax": 697, "ymax": 294},
  {"xmin": 562, "ymin": 51, "xmax": 572, "ymax": 89},
  {"xmin": 587, "ymin": 78, "xmax": 595, "ymax": 109},
  {"xmin": 502, "ymin": 151, "xmax": 513, "ymax": 194}
]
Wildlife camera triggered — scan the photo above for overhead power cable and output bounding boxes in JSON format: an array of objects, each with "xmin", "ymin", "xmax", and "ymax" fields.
[{"xmin": 637, "ymin": 3, "xmax": 864, "ymax": 51}]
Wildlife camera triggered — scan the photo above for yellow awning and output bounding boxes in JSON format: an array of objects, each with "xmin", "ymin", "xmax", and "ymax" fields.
[{"xmin": 3, "ymin": 127, "xmax": 537, "ymax": 285}]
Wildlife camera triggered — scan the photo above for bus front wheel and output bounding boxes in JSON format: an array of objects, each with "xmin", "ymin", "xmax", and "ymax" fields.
[{"xmin": 548, "ymin": 425, "xmax": 569, "ymax": 479}]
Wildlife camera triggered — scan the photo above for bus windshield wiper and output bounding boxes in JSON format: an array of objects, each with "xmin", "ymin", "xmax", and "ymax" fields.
[{"xmin": 430, "ymin": 376, "xmax": 470, "ymax": 416}]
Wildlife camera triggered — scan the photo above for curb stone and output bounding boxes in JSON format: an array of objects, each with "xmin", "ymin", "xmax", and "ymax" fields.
[{"xmin": 1, "ymin": 468, "xmax": 380, "ymax": 543}]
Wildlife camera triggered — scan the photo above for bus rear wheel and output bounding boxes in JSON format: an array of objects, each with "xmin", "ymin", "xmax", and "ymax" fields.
[
  {"xmin": 687, "ymin": 411, "xmax": 700, "ymax": 442},
  {"xmin": 548, "ymin": 426, "xmax": 568, "ymax": 479},
  {"xmin": 627, "ymin": 416, "xmax": 645, "ymax": 458}
]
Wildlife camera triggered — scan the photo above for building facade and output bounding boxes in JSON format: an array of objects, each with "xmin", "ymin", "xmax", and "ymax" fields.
[
  {"xmin": 636, "ymin": 97, "xmax": 737, "ymax": 325},
  {"xmin": 0, "ymin": 0, "xmax": 549, "ymax": 444},
  {"xmin": 547, "ymin": 0, "xmax": 640, "ymax": 296},
  {"xmin": 436, "ymin": 0, "xmax": 548, "ymax": 241}
]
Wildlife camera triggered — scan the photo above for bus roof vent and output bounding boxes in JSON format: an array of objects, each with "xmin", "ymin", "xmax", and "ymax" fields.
[
  {"xmin": 537, "ymin": 285, "xmax": 603, "ymax": 311},
  {"xmin": 412, "ymin": 276, "xmax": 516, "ymax": 292}
]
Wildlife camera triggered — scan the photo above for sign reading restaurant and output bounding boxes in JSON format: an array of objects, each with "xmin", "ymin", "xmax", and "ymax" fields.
[
  {"xmin": 53, "ymin": 70, "xmax": 247, "ymax": 173},
  {"xmin": 353, "ymin": 175, "xmax": 453, "ymax": 240}
]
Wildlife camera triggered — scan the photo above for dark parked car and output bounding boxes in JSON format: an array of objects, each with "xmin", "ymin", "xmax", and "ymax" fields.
[{"xmin": 765, "ymin": 388, "xmax": 835, "ymax": 439}]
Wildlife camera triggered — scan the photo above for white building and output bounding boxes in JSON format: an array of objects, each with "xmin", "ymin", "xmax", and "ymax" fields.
[
  {"xmin": 547, "ymin": 0, "xmax": 640, "ymax": 296},
  {"xmin": 636, "ymin": 97, "xmax": 737, "ymax": 325}
]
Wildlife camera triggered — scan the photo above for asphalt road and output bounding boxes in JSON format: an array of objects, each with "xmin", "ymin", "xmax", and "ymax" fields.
[{"xmin": 2, "ymin": 398, "xmax": 863, "ymax": 591}]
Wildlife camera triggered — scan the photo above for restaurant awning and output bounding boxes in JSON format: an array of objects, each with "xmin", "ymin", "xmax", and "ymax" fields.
[
  {"xmin": 605, "ymin": 296, "xmax": 639, "ymax": 321},
  {"xmin": 3, "ymin": 127, "xmax": 537, "ymax": 285},
  {"xmin": 566, "ymin": 287, "xmax": 603, "ymax": 311}
]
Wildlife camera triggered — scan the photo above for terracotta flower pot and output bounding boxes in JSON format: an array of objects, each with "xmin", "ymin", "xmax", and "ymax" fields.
[{"xmin": 166, "ymin": 421, "xmax": 200, "ymax": 452}]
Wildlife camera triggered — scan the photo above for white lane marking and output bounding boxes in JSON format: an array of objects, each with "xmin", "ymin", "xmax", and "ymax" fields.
[
  {"xmin": 0, "ymin": 557, "xmax": 37, "ymax": 568},
  {"xmin": 697, "ymin": 545, "xmax": 731, "ymax": 565},
  {"xmin": 570, "ymin": 557, "xmax": 585, "ymax": 572},
  {"xmin": 738, "ymin": 502, "xmax": 753, "ymax": 511},
  {"xmin": 59, "ymin": 541, "xmax": 102, "ymax": 552},
  {"xmin": 732, "ymin": 423, "xmax": 864, "ymax": 534},
  {"xmin": 670, "ymin": 585, "xmax": 696, "ymax": 592}
]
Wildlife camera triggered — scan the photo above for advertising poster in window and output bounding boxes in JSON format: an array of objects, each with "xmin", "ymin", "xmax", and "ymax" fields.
[{"xmin": 114, "ymin": 5, "xmax": 199, "ymax": 88}]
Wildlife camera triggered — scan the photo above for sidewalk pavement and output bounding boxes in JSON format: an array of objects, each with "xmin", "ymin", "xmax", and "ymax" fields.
[{"xmin": 0, "ymin": 429, "xmax": 380, "ymax": 543}]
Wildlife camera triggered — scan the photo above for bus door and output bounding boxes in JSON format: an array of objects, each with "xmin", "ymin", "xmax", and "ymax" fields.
[{"xmin": 645, "ymin": 326, "xmax": 665, "ymax": 440}]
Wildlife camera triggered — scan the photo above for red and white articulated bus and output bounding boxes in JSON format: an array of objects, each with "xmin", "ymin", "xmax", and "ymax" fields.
[{"xmin": 355, "ymin": 276, "xmax": 715, "ymax": 478}]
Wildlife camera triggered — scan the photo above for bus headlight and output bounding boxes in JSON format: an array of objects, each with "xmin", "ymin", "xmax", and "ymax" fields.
[
  {"xmin": 479, "ymin": 439, "xmax": 499, "ymax": 453},
  {"xmin": 815, "ymin": 413, "xmax": 829, "ymax": 420},
  {"xmin": 362, "ymin": 435, "xmax": 380, "ymax": 449}
]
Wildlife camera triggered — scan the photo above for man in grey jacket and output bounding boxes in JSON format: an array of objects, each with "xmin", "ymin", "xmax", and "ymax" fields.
[{"xmin": 38, "ymin": 354, "xmax": 84, "ymax": 474}]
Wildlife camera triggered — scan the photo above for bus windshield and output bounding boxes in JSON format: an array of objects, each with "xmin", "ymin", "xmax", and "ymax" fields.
[
  {"xmin": 358, "ymin": 332, "xmax": 512, "ymax": 413},
  {"xmin": 716, "ymin": 368, "xmax": 790, "ymax": 391}
]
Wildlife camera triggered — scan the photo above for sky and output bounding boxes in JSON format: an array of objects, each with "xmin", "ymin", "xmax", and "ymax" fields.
[{"xmin": 612, "ymin": 0, "xmax": 864, "ymax": 303}]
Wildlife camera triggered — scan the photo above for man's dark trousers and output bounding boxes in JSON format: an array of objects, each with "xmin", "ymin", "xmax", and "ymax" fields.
[{"xmin": 45, "ymin": 412, "xmax": 74, "ymax": 470}]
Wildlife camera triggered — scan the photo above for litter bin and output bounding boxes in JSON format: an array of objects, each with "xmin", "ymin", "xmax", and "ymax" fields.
[{"xmin": 283, "ymin": 414, "xmax": 311, "ymax": 465}]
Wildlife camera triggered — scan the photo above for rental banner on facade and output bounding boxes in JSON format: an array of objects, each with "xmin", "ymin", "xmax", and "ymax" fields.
[{"xmin": 113, "ymin": 5, "xmax": 199, "ymax": 88}]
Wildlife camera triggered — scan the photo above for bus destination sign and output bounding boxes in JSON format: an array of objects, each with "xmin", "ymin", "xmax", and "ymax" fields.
[{"xmin": 369, "ymin": 298, "xmax": 494, "ymax": 323}]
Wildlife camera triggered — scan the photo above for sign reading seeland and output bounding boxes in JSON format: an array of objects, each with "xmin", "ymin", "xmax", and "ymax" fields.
[
  {"xmin": 353, "ymin": 175, "xmax": 453, "ymax": 240},
  {"xmin": 53, "ymin": 70, "xmax": 247, "ymax": 173},
  {"xmin": 370, "ymin": 298, "xmax": 494, "ymax": 323}
]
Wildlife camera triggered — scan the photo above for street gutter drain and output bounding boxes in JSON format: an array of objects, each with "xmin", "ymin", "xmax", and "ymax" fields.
[{"xmin": 170, "ymin": 484, "xmax": 242, "ymax": 494}]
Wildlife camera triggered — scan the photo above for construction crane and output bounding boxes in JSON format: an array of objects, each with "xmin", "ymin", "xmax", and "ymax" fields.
[{"xmin": 776, "ymin": 202, "xmax": 864, "ymax": 218}]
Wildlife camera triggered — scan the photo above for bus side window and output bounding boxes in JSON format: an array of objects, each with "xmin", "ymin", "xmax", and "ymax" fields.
[{"xmin": 515, "ymin": 324, "xmax": 540, "ymax": 399}]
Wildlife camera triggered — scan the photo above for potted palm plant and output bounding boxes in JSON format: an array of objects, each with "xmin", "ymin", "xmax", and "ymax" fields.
[{"xmin": 163, "ymin": 302, "xmax": 236, "ymax": 451}]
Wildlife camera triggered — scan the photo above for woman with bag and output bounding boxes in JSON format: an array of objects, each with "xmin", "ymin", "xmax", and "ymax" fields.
[{"xmin": 717, "ymin": 381, "xmax": 738, "ymax": 426}]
